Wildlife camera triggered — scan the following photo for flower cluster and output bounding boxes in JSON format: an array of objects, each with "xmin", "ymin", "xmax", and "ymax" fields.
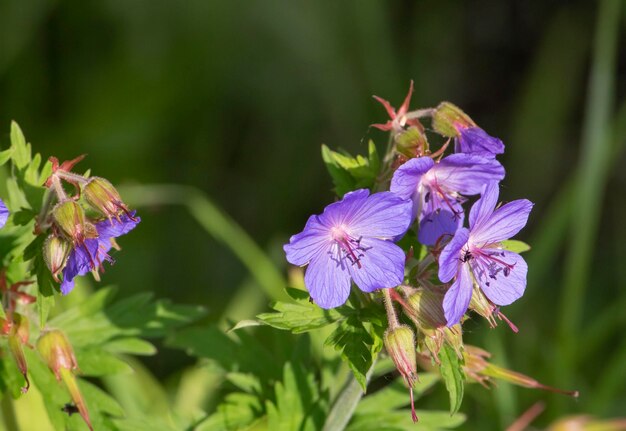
[
  {"xmin": 284, "ymin": 83, "xmax": 541, "ymax": 419},
  {"xmin": 40, "ymin": 155, "xmax": 140, "ymax": 294},
  {"xmin": 285, "ymin": 87, "xmax": 531, "ymax": 325}
]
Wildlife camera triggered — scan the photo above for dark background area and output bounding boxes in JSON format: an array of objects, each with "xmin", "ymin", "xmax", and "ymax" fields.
[{"xmin": 1, "ymin": 0, "xmax": 625, "ymax": 427}]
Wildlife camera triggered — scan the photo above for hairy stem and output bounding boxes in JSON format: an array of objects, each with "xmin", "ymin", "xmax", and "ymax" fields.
[{"xmin": 321, "ymin": 362, "xmax": 375, "ymax": 431}]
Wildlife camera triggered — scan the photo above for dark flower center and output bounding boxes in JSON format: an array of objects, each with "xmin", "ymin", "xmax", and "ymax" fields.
[{"xmin": 469, "ymin": 248, "xmax": 516, "ymax": 284}]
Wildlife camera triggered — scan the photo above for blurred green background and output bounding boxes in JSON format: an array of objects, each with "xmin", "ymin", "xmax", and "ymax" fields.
[{"xmin": 1, "ymin": 0, "xmax": 625, "ymax": 428}]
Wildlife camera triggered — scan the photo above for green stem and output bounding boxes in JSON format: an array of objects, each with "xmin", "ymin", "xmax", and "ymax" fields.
[
  {"xmin": 118, "ymin": 184, "xmax": 288, "ymax": 302},
  {"xmin": 557, "ymin": 0, "xmax": 620, "ymax": 383},
  {"xmin": 322, "ymin": 362, "xmax": 375, "ymax": 431},
  {"xmin": 382, "ymin": 288, "xmax": 399, "ymax": 329},
  {"xmin": 1, "ymin": 395, "xmax": 19, "ymax": 431}
]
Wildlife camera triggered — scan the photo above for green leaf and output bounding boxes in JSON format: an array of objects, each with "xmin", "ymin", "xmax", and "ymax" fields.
[
  {"xmin": 367, "ymin": 140, "xmax": 380, "ymax": 174},
  {"xmin": 0, "ymin": 148, "xmax": 13, "ymax": 166},
  {"xmin": 102, "ymin": 337, "xmax": 157, "ymax": 356},
  {"xmin": 322, "ymin": 144, "xmax": 357, "ymax": 197},
  {"xmin": 12, "ymin": 208, "xmax": 37, "ymax": 226},
  {"xmin": 321, "ymin": 143, "xmax": 380, "ymax": 197},
  {"xmin": 10, "ymin": 121, "xmax": 31, "ymax": 169},
  {"xmin": 500, "ymin": 240, "xmax": 531, "ymax": 253},
  {"xmin": 325, "ymin": 316, "xmax": 378, "ymax": 391},
  {"xmin": 195, "ymin": 392, "xmax": 263, "ymax": 431},
  {"xmin": 228, "ymin": 319, "xmax": 263, "ymax": 332},
  {"xmin": 0, "ymin": 350, "xmax": 27, "ymax": 398},
  {"xmin": 166, "ymin": 325, "xmax": 281, "ymax": 382},
  {"xmin": 258, "ymin": 300, "xmax": 346, "ymax": 333},
  {"xmin": 51, "ymin": 291, "xmax": 206, "ymax": 347},
  {"xmin": 266, "ymin": 362, "xmax": 327, "ymax": 431},
  {"xmin": 225, "ymin": 372, "xmax": 262, "ymax": 394},
  {"xmin": 438, "ymin": 345, "xmax": 465, "ymax": 415},
  {"xmin": 75, "ymin": 348, "xmax": 134, "ymax": 376}
]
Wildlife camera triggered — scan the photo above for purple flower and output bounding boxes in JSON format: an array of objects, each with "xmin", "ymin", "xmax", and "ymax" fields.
[
  {"xmin": 284, "ymin": 189, "xmax": 412, "ymax": 309},
  {"xmin": 0, "ymin": 199, "xmax": 8, "ymax": 228},
  {"xmin": 390, "ymin": 154, "xmax": 505, "ymax": 246},
  {"xmin": 61, "ymin": 212, "xmax": 140, "ymax": 294},
  {"xmin": 456, "ymin": 127, "xmax": 505, "ymax": 158},
  {"xmin": 438, "ymin": 182, "xmax": 532, "ymax": 326}
]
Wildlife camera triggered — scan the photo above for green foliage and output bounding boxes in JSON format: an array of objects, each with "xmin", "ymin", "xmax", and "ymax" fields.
[
  {"xmin": 438, "ymin": 345, "xmax": 465, "ymax": 415},
  {"xmin": 254, "ymin": 288, "xmax": 385, "ymax": 392},
  {"xmin": 265, "ymin": 363, "xmax": 328, "ymax": 431},
  {"xmin": 321, "ymin": 141, "xmax": 380, "ymax": 197},
  {"xmin": 0, "ymin": 122, "xmax": 211, "ymax": 429},
  {"xmin": 324, "ymin": 315, "xmax": 383, "ymax": 392},
  {"xmin": 348, "ymin": 373, "xmax": 465, "ymax": 430}
]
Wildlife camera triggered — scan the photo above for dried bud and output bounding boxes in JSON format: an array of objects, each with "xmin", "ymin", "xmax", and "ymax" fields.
[
  {"xmin": 43, "ymin": 235, "xmax": 72, "ymax": 281},
  {"xmin": 432, "ymin": 102, "xmax": 476, "ymax": 137},
  {"xmin": 37, "ymin": 329, "xmax": 78, "ymax": 380},
  {"xmin": 384, "ymin": 325, "xmax": 418, "ymax": 422},
  {"xmin": 464, "ymin": 345, "xmax": 578, "ymax": 397},
  {"xmin": 83, "ymin": 177, "xmax": 131, "ymax": 221},
  {"xmin": 52, "ymin": 201, "xmax": 97, "ymax": 242}
]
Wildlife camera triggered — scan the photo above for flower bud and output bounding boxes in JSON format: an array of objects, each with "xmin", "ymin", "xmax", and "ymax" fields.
[
  {"xmin": 52, "ymin": 201, "xmax": 97, "ymax": 242},
  {"xmin": 384, "ymin": 325, "xmax": 418, "ymax": 422},
  {"xmin": 37, "ymin": 329, "xmax": 78, "ymax": 380},
  {"xmin": 401, "ymin": 288, "xmax": 464, "ymax": 361},
  {"xmin": 37, "ymin": 330, "xmax": 92, "ymax": 430},
  {"xmin": 384, "ymin": 325, "xmax": 418, "ymax": 387},
  {"xmin": 405, "ymin": 288, "xmax": 447, "ymax": 330},
  {"xmin": 83, "ymin": 177, "xmax": 131, "ymax": 221},
  {"xmin": 395, "ymin": 127, "xmax": 429, "ymax": 158},
  {"xmin": 432, "ymin": 102, "xmax": 476, "ymax": 137},
  {"xmin": 43, "ymin": 235, "xmax": 72, "ymax": 281},
  {"xmin": 8, "ymin": 314, "xmax": 31, "ymax": 393}
]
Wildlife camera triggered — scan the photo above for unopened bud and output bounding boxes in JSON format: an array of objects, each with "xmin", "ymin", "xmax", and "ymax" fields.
[
  {"xmin": 52, "ymin": 201, "xmax": 97, "ymax": 242},
  {"xmin": 37, "ymin": 330, "xmax": 78, "ymax": 380},
  {"xmin": 384, "ymin": 325, "xmax": 418, "ymax": 387},
  {"xmin": 43, "ymin": 235, "xmax": 72, "ymax": 281},
  {"xmin": 384, "ymin": 325, "xmax": 419, "ymax": 422},
  {"xmin": 405, "ymin": 288, "xmax": 447, "ymax": 330},
  {"xmin": 395, "ymin": 127, "xmax": 429, "ymax": 158},
  {"xmin": 83, "ymin": 177, "xmax": 130, "ymax": 221},
  {"xmin": 37, "ymin": 330, "xmax": 92, "ymax": 430},
  {"xmin": 402, "ymin": 288, "xmax": 464, "ymax": 361},
  {"xmin": 432, "ymin": 102, "xmax": 476, "ymax": 137}
]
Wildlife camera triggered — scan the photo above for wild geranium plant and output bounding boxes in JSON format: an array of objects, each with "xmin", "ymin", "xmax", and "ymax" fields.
[
  {"xmin": 273, "ymin": 83, "xmax": 579, "ymax": 424},
  {"xmin": 0, "ymin": 122, "xmax": 204, "ymax": 430},
  {"xmin": 0, "ymin": 87, "xmax": 583, "ymax": 430}
]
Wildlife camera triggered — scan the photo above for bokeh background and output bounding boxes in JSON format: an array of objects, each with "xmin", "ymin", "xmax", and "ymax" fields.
[{"xmin": 1, "ymin": 0, "xmax": 625, "ymax": 428}]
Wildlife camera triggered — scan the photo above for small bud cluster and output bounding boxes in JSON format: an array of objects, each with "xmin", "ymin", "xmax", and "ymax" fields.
[{"xmin": 39, "ymin": 155, "xmax": 140, "ymax": 294}]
